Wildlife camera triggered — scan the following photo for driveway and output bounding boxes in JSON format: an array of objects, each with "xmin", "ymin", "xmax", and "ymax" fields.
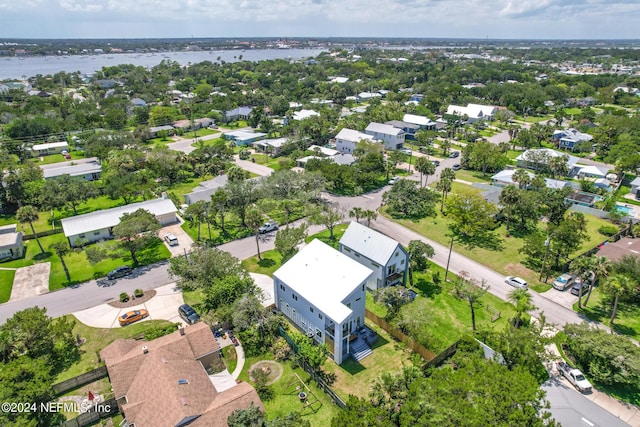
[
  {"xmin": 234, "ymin": 155, "xmax": 274, "ymax": 177},
  {"xmin": 541, "ymin": 287, "xmax": 580, "ymax": 309},
  {"xmin": 9, "ymin": 263, "xmax": 50, "ymax": 301},
  {"xmin": 160, "ymin": 218, "xmax": 195, "ymax": 257},
  {"xmin": 249, "ymin": 272, "xmax": 274, "ymax": 307},
  {"xmin": 72, "ymin": 283, "xmax": 184, "ymax": 328}
]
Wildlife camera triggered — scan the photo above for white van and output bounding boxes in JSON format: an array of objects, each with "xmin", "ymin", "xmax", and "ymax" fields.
[{"xmin": 164, "ymin": 233, "xmax": 179, "ymax": 246}]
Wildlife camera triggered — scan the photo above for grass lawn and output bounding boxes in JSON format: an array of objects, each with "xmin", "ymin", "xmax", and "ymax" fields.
[
  {"xmin": 304, "ymin": 224, "xmax": 348, "ymax": 249},
  {"xmin": 573, "ymin": 287, "xmax": 640, "ymax": 341},
  {"xmin": 388, "ymin": 205, "xmax": 616, "ymax": 291},
  {"xmin": 454, "ymin": 169, "xmax": 493, "ymax": 184},
  {"xmin": 29, "ymin": 151, "xmax": 86, "ymax": 166},
  {"xmin": 249, "ymin": 154, "xmax": 281, "ymax": 171},
  {"xmin": 55, "ymin": 315, "xmax": 174, "ymax": 383},
  {"xmin": 241, "ymin": 249, "xmax": 282, "ymax": 276},
  {"xmin": 323, "ymin": 321, "xmax": 413, "ymax": 399},
  {"xmin": 0, "ymin": 269, "xmax": 16, "ymax": 302},
  {"xmin": 563, "ymin": 107, "xmax": 583, "ymax": 116},
  {"xmin": 238, "ymin": 355, "xmax": 341, "ymax": 426},
  {"xmin": 222, "ymin": 346, "xmax": 238, "ymax": 373}
]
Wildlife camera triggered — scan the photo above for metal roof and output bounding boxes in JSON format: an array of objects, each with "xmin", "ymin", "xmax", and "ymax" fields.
[
  {"xmin": 61, "ymin": 198, "xmax": 177, "ymax": 237},
  {"xmin": 334, "ymin": 128, "xmax": 375, "ymax": 143},
  {"xmin": 43, "ymin": 161, "xmax": 102, "ymax": 179},
  {"xmin": 273, "ymin": 239, "xmax": 372, "ymax": 323},
  {"xmin": 32, "ymin": 141, "xmax": 68, "ymax": 151},
  {"xmin": 366, "ymin": 122, "xmax": 404, "ymax": 136},
  {"xmin": 339, "ymin": 221, "xmax": 403, "ymax": 266}
]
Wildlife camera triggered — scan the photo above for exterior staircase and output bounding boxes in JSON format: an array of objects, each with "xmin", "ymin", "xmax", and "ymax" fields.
[{"xmin": 350, "ymin": 339, "xmax": 372, "ymax": 361}]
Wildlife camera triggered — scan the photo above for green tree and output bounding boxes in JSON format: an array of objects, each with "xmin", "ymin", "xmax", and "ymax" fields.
[
  {"xmin": 406, "ymin": 240, "xmax": 434, "ymax": 286},
  {"xmin": 584, "ymin": 256, "xmax": 611, "ymax": 306},
  {"xmin": 454, "ymin": 271, "xmax": 489, "ymax": 331},
  {"xmin": 362, "ymin": 209, "xmax": 377, "ymax": 227},
  {"xmin": 507, "ymin": 287, "xmax": 535, "ymax": 328},
  {"xmin": 290, "ymin": 332, "xmax": 329, "ymax": 371},
  {"xmin": 348, "ymin": 207, "xmax": 364, "ymax": 223},
  {"xmin": 383, "ymin": 179, "xmax": 438, "ymax": 218},
  {"xmin": 309, "ymin": 203, "xmax": 344, "ymax": 239},
  {"xmin": 245, "ymin": 206, "xmax": 266, "ymax": 260},
  {"xmin": 227, "ymin": 403, "xmax": 265, "ymax": 427},
  {"xmin": 414, "ymin": 156, "xmax": 436, "ymax": 187},
  {"xmin": 50, "ymin": 241, "xmax": 71, "ymax": 282},
  {"xmin": 210, "ymin": 188, "xmax": 230, "ymax": 235},
  {"xmin": 600, "ymin": 274, "xmax": 634, "ymax": 325},
  {"xmin": 498, "ymin": 184, "xmax": 520, "ymax": 233},
  {"xmin": 274, "ymin": 224, "xmax": 308, "ymax": 264},
  {"xmin": 112, "ymin": 208, "xmax": 161, "ymax": 265},
  {"xmin": 184, "ymin": 201, "xmax": 208, "ymax": 241},
  {"xmin": 374, "ymin": 286, "xmax": 412, "ymax": 319},
  {"xmin": 169, "ymin": 246, "xmax": 249, "ymax": 291},
  {"xmin": 16, "ymin": 205, "xmax": 44, "ymax": 254}
]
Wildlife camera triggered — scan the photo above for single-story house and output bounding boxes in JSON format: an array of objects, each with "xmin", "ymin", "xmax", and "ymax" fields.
[
  {"xmin": 224, "ymin": 130, "xmax": 266, "ymax": 146},
  {"xmin": 552, "ymin": 128, "xmax": 593, "ymax": 151},
  {"xmin": 491, "ymin": 169, "xmax": 534, "ymax": 187},
  {"xmin": 172, "ymin": 119, "xmax": 192, "ymax": 131},
  {"xmin": 309, "ymin": 145, "xmax": 339, "ymax": 157},
  {"xmin": 446, "ymin": 103, "xmax": 498, "ymax": 123},
  {"xmin": 0, "ymin": 224, "xmax": 23, "ymax": 261},
  {"xmin": 194, "ymin": 117, "xmax": 215, "ymax": 129},
  {"xmin": 357, "ymin": 92, "xmax": 382, "ymax": 102},
  {"xmin": 61, "ymin": 197, "xmax": 178, "ymax": 247},
  {"xmin": 365, "ymin": 122, "xmax": 405, "ymax": 151},
  {"xmin": 31, "ymin": 141, "xmax": 68, "ymax": 157},
  {"xmin": 402, "ymin": 113, "xmax": 436, "ymax": 130},
  {"xmin": 594, "ymin": 178, "xmax": 613, "ymax": 191},
  {"xmin": 292, "ymin": 109, "xmax": 320, "ymax": 121},
  {"xmin": 576, "ymin": 165, "xmax": 609, "ymax": 180},
  {"xmin": 515, "ymin": 148, "xmax": 580, "ymax": 175},
  {"xmin": 334, "ymin": 128, "xmax": 377, "ymax": 154},
  {"xmin": 332, "ymin": 153, "xmax": 356, "ymax": 166},
  {"xmin": 296, "ymin": 155, "xmax": 323, "ymax": 168},
  {"xmin": 597, "ymin": 237, "xmax": 640, "ymax": 262},
  {"xmin": 253, "ymin": 138, "xmax": 288, "ymax": 156},
  {"xmin": 329, "ymin": 76, "xmax": 349, "ymax": 83},
  {"xmin": 565, "ymin": 191, "xmax": 600, "ymax": 207},
  {"xmin": 42, "ymin": 161, "xmax": 102, "ymax": 181},
  {"xmin": 184, "ymin": 175, "xmax": 229, "ymax": 206},
  {"xmin": 100, "ymin": 323, "xmax": 262, "ymax": 427},
  {"xmin": 339, "ymin": 222, "xmax": 409, "ymax": 291},
  {"xmin": 149, "ymin": 125, "xmax": 175, "ymax": 137},
  {"xmin": 225, "ymin": 106, "xmax": 253, "ymax": 122},
  {"xmin": 274, "ymin": 239, "xmax": 373, "ymax": 364}
]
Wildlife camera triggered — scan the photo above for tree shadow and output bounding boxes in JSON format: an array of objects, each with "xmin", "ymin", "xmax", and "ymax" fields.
[
  {"xmin": 458, "ymin": 231, "xmax": 505, "ymax": 251},
  {"xmin": 413, "ymin": 276, "xmax": 442, "ymax": 298},
  {"xmin": 258, "ymin": 258, "xmax": 276, "ymax": 269},
  {"xmin": 33, "ymin": 251, "xmax": 53, "ymax": 261},
  {"xmin": 340, "ymin": 358, "xmax": 366, "ymax": 375}
]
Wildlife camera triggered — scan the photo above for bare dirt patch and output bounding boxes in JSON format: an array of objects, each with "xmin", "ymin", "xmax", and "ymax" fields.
[
  {"xmin": 108, "ymin": 290, "xmax": 156, "ymax": 308},
  {"xmin": 248, "ymin": 360, "xmax": 284, "ymax": 386}
]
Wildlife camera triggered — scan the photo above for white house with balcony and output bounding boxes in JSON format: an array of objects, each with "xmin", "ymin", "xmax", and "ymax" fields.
[
  {"xmin": 273, "ymin": 239, "xmax": 372, "ymax": 364},
  {"xmin": 365, "ymin": 122, "xmax": 406, "ymax": 150},
  {"xmin": 334, "ymin": 128, "xmax": 377, "ymax": 154},
  {"xmin": 339, "ymin": 222, "xmax": 409, "ymax": 291}
]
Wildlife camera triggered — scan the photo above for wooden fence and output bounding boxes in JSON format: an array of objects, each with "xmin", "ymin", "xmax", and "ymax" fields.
[
  {"xmin": 52, "ymin": 366, "xmax": 109, "ymax": 395},
  {"xmin": 60, "ymin": 397, "xmax": 119, "ymax": 427},
  {"xmin": 364, "ymin": 309, "xmax": 437, "ymax": 362}
]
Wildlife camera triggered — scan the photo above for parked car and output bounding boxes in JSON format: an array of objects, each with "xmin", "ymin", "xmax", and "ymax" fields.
[
  {"xmin": 178, "ymin": 304, "xmax": 200, "ymax": 325},
  {"xmin": 119, "ymin": 309, "xmax": 149, "ymax": 326},
  {"xmin": 258, "ymin": 220, "xmax": 279, "ymax": 234},
  {"xmin": 571, "ymin": 281, "xmax": 590, "ymax": 296},
  {"xmin": 401, "ymin": 148, "xmax": 412, "ymax": 155},
  {"xmin": 164, "ymin": 233, "xmax": 179, "ymax": 246},
  {"xmin": 388, "ymin": 176, "xmax": 400, "ymax": 185},
  {"xmin": 449, "ymin": 151, "xmax": 460, "ymax": 158},
  {"xmin": 431, "ymin": 160, "xmax": 440, "ymax": 167},
  {"xmin": 107, "ymin": 265, "xmax": 132, "ymax": 280},
  {"xmin": 556, "ymin": 361, "xmax": 592, "ymax": 393},
  {"xmin": 418, "ymin": 146, "xmax": 430, "ymax": 154},
  {"xmin": 505, "ymin": 276, "xmax": 528, "ymax": 289},
  {"xmin": 553, "ymin": 273, "xmax": 576, "ymax": 291},
  {"xmin": 452, "ymin": 163, "xmax": 462, "ymax": 171}
]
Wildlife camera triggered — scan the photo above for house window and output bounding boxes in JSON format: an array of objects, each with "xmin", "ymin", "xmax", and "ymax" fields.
[
  {"xmin": 309, "ymin": 307, "xmax": 314, "ymax": 313},
  {"xmin": 316, "ymin": 329, "xmax": 322, "ymax": 338},
  {"xmin": 79, "ymin": 234, "xmax": 86, "ymax": 238},
  {"xmin": 356, "ymin": 298, "xmax": 361, "ymax": 302},
  {"xmin": 93, "ymin": 231, "xmax": 101, "ymax": 236},
  {"xmin": 347, "ymin": 303, "xmax": 351, "ymax": 309},
  {"xmin": 401, "ymin": 259, "xmax": 405, "ymax": 265},
  {"xmin": 318, "ymin": 313, "xmax": 323, "ymax": 320},
  {"xmin": 355, "ymin": 253, "xmax": 360, "ymax": 258},
  {"xmin": 280, "ymin": 284, "xmax": 285, "ymax": 291},
  {"xmin": 362, "ymin": 284, "xmax": 365, "ymax": 292},
  {"xmin": 344, "ymin": 247, "xmax": 351, "ymax": 253},
  {"xmin": 395, "ymin": 252, "xmax": 399, "ymax": 257},
  {"xmin": 371, "ymin": 262, "xmax": 379, "ymax": 268},
  {"xmin": 292, "ymin": 294, "xmax": 298, "ymax": 301}
]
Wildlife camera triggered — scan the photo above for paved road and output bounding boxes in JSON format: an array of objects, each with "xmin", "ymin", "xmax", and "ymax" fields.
[{"xmin": 543, "ymin": 376, "xmax": 631, "ymax": 427}]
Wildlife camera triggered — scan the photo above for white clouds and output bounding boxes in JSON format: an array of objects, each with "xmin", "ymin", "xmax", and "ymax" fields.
[{"xmin": 0, "ymin": 0, "xmax": 639, "ymax": 38}]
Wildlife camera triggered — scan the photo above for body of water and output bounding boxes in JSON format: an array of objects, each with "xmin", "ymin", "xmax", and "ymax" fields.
[{"xmin": 0, "ymin": 48, "xmax": 326, "ymax": 80}]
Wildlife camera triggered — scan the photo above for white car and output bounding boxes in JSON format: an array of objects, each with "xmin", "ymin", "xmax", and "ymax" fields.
[
  {"xmin": 164, "ymin": 233, "xmax": 179, "ymax": 246},
  {"xmin": 553, "ymin": 273, "xmax": 575, "ymax": 291},
  {"xmin": 505, "ymin": 276, "xmax": 528, "ymax": 289},
  {"xmin": 258, "ymin": 221, "xmax": 279, "ymax": 234},
  {"xmin": 388, "ymin": 176, "xmax": 400, "ymax": 185}
]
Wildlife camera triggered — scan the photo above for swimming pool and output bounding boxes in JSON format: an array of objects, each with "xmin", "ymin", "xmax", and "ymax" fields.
[{"xmin": 616, "ymin": 205, "xmax": 634, "ymax": 215}]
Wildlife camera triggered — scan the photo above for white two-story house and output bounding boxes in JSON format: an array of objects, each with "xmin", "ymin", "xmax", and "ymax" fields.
[
  {"xmin": 273, "ymin": 239, "xmax": 373, "ymax": 364},
  {"xmin": 365, "ymin": 122, "xmax": 406, "ymax": 150},
  {"xmin": 339, "ymin": 222, "xmax": 409, "ymax": 291},
  {"xmin": 334, "ymin": 128, "xmax": 377, "ymax": 154}
]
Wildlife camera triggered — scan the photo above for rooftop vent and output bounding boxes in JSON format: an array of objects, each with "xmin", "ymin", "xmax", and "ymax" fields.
[
  {"xmin": 179, "ymin": 327, "xmax": 185, "ymax": 336},
  {"xmin": 178, "ymin": 379, "xmax": 189, "ymax": 385}
]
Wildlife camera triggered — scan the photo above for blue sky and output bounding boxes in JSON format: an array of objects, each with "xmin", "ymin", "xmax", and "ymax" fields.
[{"xmin": 1, "ymin": 0, "xmax": 639, "ymax": 39}]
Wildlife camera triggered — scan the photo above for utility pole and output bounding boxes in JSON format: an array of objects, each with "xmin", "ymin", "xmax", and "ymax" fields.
[{"xmin": 539, "ymin": 236, "xmax": 551, "ymax": 282}]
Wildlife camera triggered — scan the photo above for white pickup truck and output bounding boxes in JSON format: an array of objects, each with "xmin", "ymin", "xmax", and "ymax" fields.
[{"xmin": 556, "ymin": 361, "xmax": 592, "ymax": 393}]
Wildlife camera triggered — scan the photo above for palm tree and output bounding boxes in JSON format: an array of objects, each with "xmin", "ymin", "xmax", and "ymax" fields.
[
  {"xmin": 414, "ymin": 157, "xmax": 436, "ymax": 187},
  {"xmin": 245, "ymin": 207, "xmax": 265, "ymax": 260},
  {"xmin": 16, "ymin": 205, "xmax": 44, "ymax": 254},
  {"xmin": 570, "ymin": 256, "xmax": 593, "ymax": 308},
  {"xmin": 349, "ymin": 207, "xmax": 364, "ymax": 223},
  {"xmin": 498, "ymin": 184, "xmax": 520, "ymax": 234},
  {"xmin": 50, "ymin": 241, "xmax": 71, "ymax": 282},
  {"xmin": 507, "ymin": 288, "xmax": 535, "ymax": 328},
  {"xmin": 601, "ymin": 274, "xmax": 633, "ymax": 325},
  {"xmin": 362, "ymin": 209, "xmax": 377, "ymax": 227},
  {"xmin": 584, "ymin": 256, "xmax": 611, "ymax": 307}
]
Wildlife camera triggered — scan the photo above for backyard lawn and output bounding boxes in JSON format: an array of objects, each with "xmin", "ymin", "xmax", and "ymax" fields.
[
  {"xmin": 237, "ymin": 354, "xmax": 341, "ymax": 426},
  {"xmin": 323, "ymin": 322, "xmax": 413, "ymax": 399},
  {"xmin": 573, "ymin": 287, "xmax": 640, "ymax": 341},
  {"xmin": 55, "ymin": 315, "xmax": 175, "ymax": 383}
]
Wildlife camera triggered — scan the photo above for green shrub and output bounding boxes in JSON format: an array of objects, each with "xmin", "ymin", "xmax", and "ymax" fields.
[
  {"xmin": 134, "ymin": 289, "xmax": 144, "ymax": 298},
  {"xmin": 119, "ymin": 292, "xmax": 129, "ymax": 303},
  {"xmin": 144, "ymin": 323, "xmax": 180, "ymax": 340},
  {"xmin": 598, "ymin": 224, "xmax": 619, "ymax": 236}
]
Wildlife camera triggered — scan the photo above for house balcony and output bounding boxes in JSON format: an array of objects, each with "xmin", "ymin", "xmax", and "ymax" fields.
[{"xmin": 386, "ymin": 271, "xmax": 404, "ymax": 285}]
